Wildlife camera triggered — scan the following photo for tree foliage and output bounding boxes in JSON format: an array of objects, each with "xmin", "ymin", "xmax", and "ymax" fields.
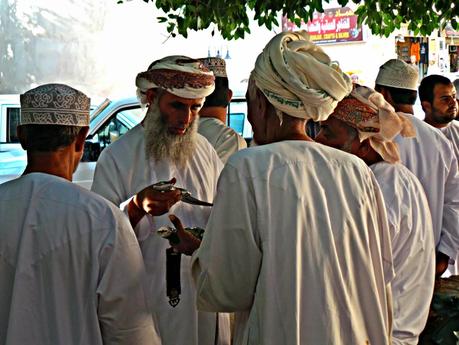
[{"xmin": 117, "ymin": 0, "xmax": 459, "ymax": 40}]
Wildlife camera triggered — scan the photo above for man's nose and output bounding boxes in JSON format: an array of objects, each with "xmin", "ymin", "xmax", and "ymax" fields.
[
  {"xmin": 178, "ymin": 108, "xmax": 193, "ymax": 125},
  {"xmin": 448, "ymin": 97, "xmax": 458, "ymax": 107}
]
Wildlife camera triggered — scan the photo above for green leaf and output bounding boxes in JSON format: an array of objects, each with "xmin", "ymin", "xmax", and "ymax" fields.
[
  {"xmin": 265, "ymin": 18, "xmax": 272, "ymax": 30},
  {"xmin": 452, "ymin": 18, "xmax": 458, "ymax": 30},
  {"xmin": 117, "ymin": 0, "xmax": 459, "ymax": 40}
]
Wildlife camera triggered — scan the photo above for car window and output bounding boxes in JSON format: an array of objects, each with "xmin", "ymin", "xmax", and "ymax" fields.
[
  {"xmin": 7, "ymin": 107, "xmax": 20, "ymax": 143},
  {"xmin": 92, "ymin": 107, "xmax": 143, "ymax": 149},
  {"xmin": 83, "ymin": 106, "xmax": 144, "ymax": 162},
  {"xmin": 227, "ymin": 98, "xmax": 252, "ymax": 139}
]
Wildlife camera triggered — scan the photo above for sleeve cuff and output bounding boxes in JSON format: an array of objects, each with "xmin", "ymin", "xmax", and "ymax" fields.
[{"xmin": 120, "ymin": 196, "xmax": 153, "ymax": 242}]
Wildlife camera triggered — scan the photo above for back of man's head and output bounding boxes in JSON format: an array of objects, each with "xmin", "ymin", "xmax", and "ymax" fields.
[
  {"xmin": 19, "ymin": 83, "xmax": 90, "ymax": 152},
  {"xmin": 375, "ymin": 59, "xmax": 419, "ymax": 106},
  {"xmin": 198, "ymin": 57, "xmax": 230, "ymax": 108},
  {"xmin": 250, "ymin": 30, "xmax": 352, "ymax": 123},
  {"xmin": 321, "ymin": 85, "xmax": 415, "ymax": 164},
  {"xmin": 419, "ymin": 74, "xmax": 452, "ymax": 104}
]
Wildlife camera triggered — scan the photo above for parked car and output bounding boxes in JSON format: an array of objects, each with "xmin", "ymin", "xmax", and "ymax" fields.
[
  {"xmin": 0, "ymin": 95, "xmax": 250, "ymax": 188},
  {"xmin": 0, "ymin": 95, "xmax": 25, "ymax": 183}
]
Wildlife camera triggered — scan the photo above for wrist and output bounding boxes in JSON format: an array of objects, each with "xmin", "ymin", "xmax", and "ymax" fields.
[
  {"xmin": 127, "ymin": 196, "xmax": 147, "ymax": 231},
  {"xmin": 132, "ymin": 194, "xmax": 142, "ymax": 209}
]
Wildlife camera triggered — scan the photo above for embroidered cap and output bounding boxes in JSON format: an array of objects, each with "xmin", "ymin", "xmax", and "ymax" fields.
[
  {"xmin": 20, "ymin": 83, "xmax": 90, "ymax": 126},
  {"xmin": 375, "ymin": 59, "xmax": 419, "ymax": 91},
  {"xmin": 198, "ymin": 57, "xmax": 227, "ymax": 78}
]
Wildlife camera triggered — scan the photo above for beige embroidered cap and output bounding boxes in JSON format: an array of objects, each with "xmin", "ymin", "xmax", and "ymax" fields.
[{"xmin": 375, "ymin": 59, "xmax": 419, "ymax": 91}]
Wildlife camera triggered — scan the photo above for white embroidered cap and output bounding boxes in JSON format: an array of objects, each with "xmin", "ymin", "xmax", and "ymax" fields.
[
  {"xmin": 375, "ymin": 59, "xmax": 419, "ymax": 91},
  {"xmin": 20, "ymin": 83, "xmax": 90, "ymax": 126}
]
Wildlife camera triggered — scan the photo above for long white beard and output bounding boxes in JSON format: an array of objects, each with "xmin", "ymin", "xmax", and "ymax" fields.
[{"xmin": 143, "ymin": 102, "xmax": 198, "ymax": 167}]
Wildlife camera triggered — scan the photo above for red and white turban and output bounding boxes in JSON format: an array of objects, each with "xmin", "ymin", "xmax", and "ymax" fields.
[
  {"xmin": 136, "ymin": 55, "xmax": 215, "ymax": 104},
  {"xmin": 332, "ymin": 85, "xmax": 416, "ymax": 163}
]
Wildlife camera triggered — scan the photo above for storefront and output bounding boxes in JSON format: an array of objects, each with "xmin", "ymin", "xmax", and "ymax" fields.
[
  {"xmin": 395, "ymin": 35, "xmax": 429, "ymax": 78},
  {"xmin": 445, "ymin": 24, "xmax": 459, "ymax": 73}
]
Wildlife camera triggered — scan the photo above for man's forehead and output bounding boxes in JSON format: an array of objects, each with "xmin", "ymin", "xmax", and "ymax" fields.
[
  {"xmin": 434, "ymin": 83, "xmax": 455, "ymax": 96},
  {"xmin": 162, "ymin": 90, "xmax": 204, "ymax": 104}
]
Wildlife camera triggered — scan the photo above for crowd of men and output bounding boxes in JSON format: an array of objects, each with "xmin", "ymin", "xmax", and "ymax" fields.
[{"xmin": 0, "ymin": 30, "xmax": 458, "ymax": 345}]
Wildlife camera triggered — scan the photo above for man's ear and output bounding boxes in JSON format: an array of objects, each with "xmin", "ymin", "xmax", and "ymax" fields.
[
  {"xmin": 227, "ymin": 88, "xmax": 233, "ymax": 103},
  {"xmin": 421, "ymin": 100, "xmax": 432, "ymax": 114},
  {"xmin": 146, "ymin": 88, "xmax": 158, "ymax": 105},
  {"xmin": 378, "ymin": 87, "xmax": 393, "ymax": 105},
  {"xmin": 256, "ymin": 88, "xmax": 269, "ymax": 119},
  {"xmin": 17, "ymin": 125, "xmax": 27, "ymax": 150},
  {"xmin": 74, "ymin": 126, "xmax": 89, "ymax": 153}
]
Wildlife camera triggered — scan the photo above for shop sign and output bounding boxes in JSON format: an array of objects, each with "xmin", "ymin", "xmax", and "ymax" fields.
[{"xmin": 282, "ymin": 7, "xmax": 364, "ymax": 45}]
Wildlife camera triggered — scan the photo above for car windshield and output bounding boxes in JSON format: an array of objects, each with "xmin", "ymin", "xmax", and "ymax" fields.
[{"xmin": 90, "ymin": 98, "xmax": 111, "ymax": 121}]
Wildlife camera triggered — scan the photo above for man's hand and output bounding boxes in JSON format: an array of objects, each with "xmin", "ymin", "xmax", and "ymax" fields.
[
  {"xmin": 435, "ymin": 251, "xmax": 450, "ymax": 278},
  {"xmin": 169, "ymin": 214, "xmax": 201, "ymax": 256},
  {"xmin": 135, "ymin": 178, "xmax": 182, "ymax": 216}
]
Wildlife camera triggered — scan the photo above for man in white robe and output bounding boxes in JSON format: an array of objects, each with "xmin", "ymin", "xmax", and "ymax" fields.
[
  {"xmin": 170, "ymin": 31, "xmax": 394, "ymax": 345},
  {"xmin": 315, "ymin": 85, "xmax": 435, "ymax": 345},
  {"xmin": 91, "ymin": 56, "xmax": 229, "ymax": 345},
  {"xmin": 0, "ymin": 84, "xmax": 159, "ymax": 345},
  {"xmin": 419, "ymin": 75, "xmax": 459, "ymax": 274},
  {"xmin": 419, "ymin": 74, "xmax": 459, "ymax": 163},
  {"xmin": 197, "ymin": 57, "xmax": 247, "ymax": 163},
  {"xmin": 441, "ymin": 120, "xmax": 459, "ymax": 161},
  {"xmin": 375, "ymin": 59, "xmax": 459, "ymax": 277}
]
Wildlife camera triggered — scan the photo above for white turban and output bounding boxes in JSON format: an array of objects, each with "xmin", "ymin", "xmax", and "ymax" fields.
[
  {"xmin": 332, "ymin": 85, "xmax": 416, "ymax": 163},
  {"xmin": 251, "ymin": 31, "xmax": 353, "ymax": 121},
  {"xmin": 136, "ymin": 55, "xmax": 215, "ymax": 104}
]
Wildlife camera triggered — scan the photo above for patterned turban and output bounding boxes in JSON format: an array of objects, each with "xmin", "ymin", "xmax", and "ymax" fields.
[
  {"xmin": 251, "ymin": 31, "xmax": 353, "ymax": 121},
  {"xmin": 136, "ymin": 55, "xmax": 215, "ymax": 104},
  {"xmin": 332, "ymin": 85, "xmax": 416, "ymax": 163},
  {"xmin": 20, "ymin": 83, "xmax": 90, "ymax": 126}
]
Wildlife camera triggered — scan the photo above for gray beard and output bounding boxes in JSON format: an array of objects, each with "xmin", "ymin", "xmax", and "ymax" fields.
[{"xmin": 143, "ymin": 103, "xmax": 198, "ymax": 167}]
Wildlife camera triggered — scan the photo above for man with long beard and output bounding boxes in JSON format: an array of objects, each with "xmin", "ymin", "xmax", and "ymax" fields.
[{"xmin": 91, "ymin": 56, "xmax": 229, "ymax": 345}]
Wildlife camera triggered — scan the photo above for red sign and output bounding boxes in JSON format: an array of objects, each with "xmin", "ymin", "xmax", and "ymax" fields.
[{"xmin": 282, "ymin": 7, "xmax": 364, "ymax": 45}]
